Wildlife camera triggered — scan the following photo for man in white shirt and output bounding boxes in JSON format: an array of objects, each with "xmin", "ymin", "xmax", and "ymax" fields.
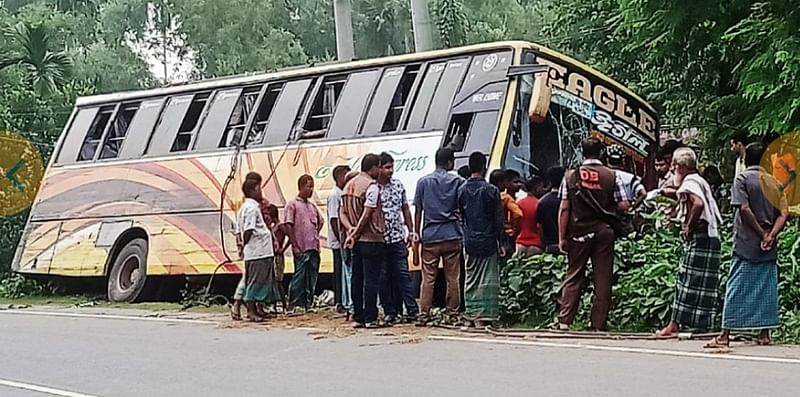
[
  {"xmin": 730, "ymin": 132, "xmax": 748, "ymax": 180},
  {"xmin": 327, "ymin": 165, "xmax": 351, "ymax": 317},
  {"xmin": 236, "ymin": 177, "xmax": 276, "ymax": 322},
  {"xmin": 607, "ymin": 144, "xmax": 646, "ymax": 207}
]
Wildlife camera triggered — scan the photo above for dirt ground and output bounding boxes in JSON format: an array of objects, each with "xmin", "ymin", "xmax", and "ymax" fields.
[{"xmin": 217, "ymin": 308, "xmax": 438, "ymax": 343}]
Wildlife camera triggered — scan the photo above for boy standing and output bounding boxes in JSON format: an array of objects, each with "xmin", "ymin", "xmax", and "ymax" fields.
[
  {"xmin": 375, "ymin": 152, "xmax": 419, "ymax": 324},
  {"xmin": 265, "ymin": 204, "xmax": 289, "ymax": 311},
  {"xmin": 459, "ymin": 152, "xmax": 505, "ymax": 327},
  {"xmin": 237, "ymin": 178, "xmax": 275, "ymax": 322},
  {"xmin": 327, "ymin": 165, "xmax": 351, "ymax": 314},
  {"xmin": 285, "ymin": 175, "xmax": 324, "ymax": 311}
]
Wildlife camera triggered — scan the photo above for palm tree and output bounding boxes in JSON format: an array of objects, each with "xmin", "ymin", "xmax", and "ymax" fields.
[{"xmin": 0, "ymin": 22, "xmax": 72, "ymax": 95}]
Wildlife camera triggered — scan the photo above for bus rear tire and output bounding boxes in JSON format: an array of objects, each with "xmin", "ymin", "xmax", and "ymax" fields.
[{"xmin": 107, "ymin": 238, "xmax": 150, "ymax": 303}]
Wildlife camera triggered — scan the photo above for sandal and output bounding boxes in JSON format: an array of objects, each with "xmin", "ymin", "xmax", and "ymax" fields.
[
  {"xmin": 248, "ymin": 316, "xmax": 265, "ymax": 323},
  {"xmin": 756, "ymin": 338, "xmax": 772, "ymax": 346},
  {"xmin": 704, "ymin": 336, "xmax": 730, "ymax": 349},
  {"xmin": 230, "ymin": 311, "xmax": 242, "ymax": 321},
  {"xmin": 552, "ymin": 322, "xmax": 569, "ymax": 331}
]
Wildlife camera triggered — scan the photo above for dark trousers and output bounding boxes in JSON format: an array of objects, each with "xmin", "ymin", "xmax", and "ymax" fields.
[
  {"xmin": 558, "ymin": 228, "xmax": 615, "ymax": 330},
  {"xmin": 380, "ymin": 242, "xmax": 420, "ymax": 318},
  {"xmin": 288, "ymin": 250, "xmax": 321, "ymax": 309},
  {"xmin": 352, "ymin": 241, "xmax": 386, "ymax": 324},
  {"xmin": 420, "ymin": 240, "xmax": 462, "ymax": 317},
  {"xmin": 333, "ymin": 248, "xmax": 343, "ymax": 306}
]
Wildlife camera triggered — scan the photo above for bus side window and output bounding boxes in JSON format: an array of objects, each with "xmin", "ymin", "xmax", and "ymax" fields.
[
  {"xmin": 222, "ymin": 86, "xmax": 262, "ymax": 148},
  {"xmin": 327, "ymin": 70, "xmax": 380, "ymax": 140},
  {"xmin": 298, "ymin": 75, "xmax": 347, "ymax": 140},
  {"xmin": 261, "ymin": 79, "xmax": 314, "ymax": 147},
  {"xmin": 361, "ymin": 65, "xmax": 420, "ymax": 135},
  {"xmin": 56, "ymin": 107, "xmax": 99, "ymax": 165},
  {"xmin": 99, "ymin": 103, "xmax": 140, "ymax": 160},
  {"xmin": 424, "ymin": 58, "xmax": 469, "ymax": 130},
  {"xmin": 447, "ymin": 78, "xmax": 508, "ymax": 154},
  {"xmin": 405, "ymin": 62, "xmax": 445, "ymax": 131},
  {"xmin": 444, "ymin": 111, "xmax": 500, "ymax": 155},
  {"xmin": 246, "ymin": 83, "xmax": 284, "ymax": 146},
  {"xmin": 172, "ymin": 92, "xmax": 211, "ymax": 152},
  {"xmin": 146, "ymin": 94, "xmax": 194, "ymax": 156},
  {"xmin": 78, "ymin": 105, "xmax": 116, "ymax": 162},
  {"xmin": 193, "ymin": 88, "xmax": 245, "ymax": 151},
  {"xmin": 117, "ymin": 98, "xmax": 165, "ymax": 160}
]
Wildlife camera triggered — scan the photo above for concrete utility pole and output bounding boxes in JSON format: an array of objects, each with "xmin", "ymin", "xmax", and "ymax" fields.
[
  {"xmin": 410, "ymin": 0, "xmax": 434, "ymax": 52},
  {"xmin": 333, "ymin": 0, "xmax": 355, "ymax": 61}
]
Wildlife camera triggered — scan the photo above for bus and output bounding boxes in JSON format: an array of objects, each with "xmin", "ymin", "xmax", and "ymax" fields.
[{"xmin": 12, "ymin": 41, "xmax": 659, "ymax": 302}]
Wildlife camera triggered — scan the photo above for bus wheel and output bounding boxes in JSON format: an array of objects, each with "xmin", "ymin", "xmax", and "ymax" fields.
[{"xmin": 107, "ymin": 238, "xmax": 149, "ymax": 303}]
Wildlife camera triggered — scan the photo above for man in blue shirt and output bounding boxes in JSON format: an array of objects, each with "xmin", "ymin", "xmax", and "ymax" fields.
[
  {"xmin": 414, "ymin": 148, "xmax": 464, "ymax": 325},
  {"xmin": 458, "ymin": 151, "xmax": 504, "ymax": 327}
]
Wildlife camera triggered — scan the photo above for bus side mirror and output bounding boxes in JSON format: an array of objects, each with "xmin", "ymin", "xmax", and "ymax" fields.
[
  {"xmin": 529, "ymin": 74, "xmax": 552, "ymax": 124},
  {"xmin": 506, "ymin": 64, "xmax": 552, "ymax": 125}
]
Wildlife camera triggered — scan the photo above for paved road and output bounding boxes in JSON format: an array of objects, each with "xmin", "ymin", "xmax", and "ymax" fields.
[{"xmin": 1, "ymin": 312, "xmax": 799, "ymax": 397}]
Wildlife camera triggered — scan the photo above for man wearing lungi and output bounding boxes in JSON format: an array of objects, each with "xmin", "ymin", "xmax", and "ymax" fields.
[
  {"xmin": 707, "ymin": 142, "xmax": 788, "ymax": 347},
  {"xmin": 659, "ymin": 147, "xmax": 723, "ymax": 337}
]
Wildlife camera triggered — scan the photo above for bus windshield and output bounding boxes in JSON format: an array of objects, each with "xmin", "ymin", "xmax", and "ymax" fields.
[{"xmin": 505, "ymin": 49, "xmax": 659, "ymax": 185}]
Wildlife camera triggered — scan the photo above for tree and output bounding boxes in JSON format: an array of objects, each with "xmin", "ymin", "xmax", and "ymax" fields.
[
  {"xmin": 723, "ymin": 2, "xmax": 800, "ymax": 135},
  {"xmin": 168, "ymin": 0, "xmax": 308, "ymax": 77},
  {"xmin": 0, "ymin": 21, "xmax": 72, "ymax": 95},
  {"xmin": 353, "ymin": 0, "xmax": 412, "ymax": 57},
  {"xmin": 98, "ymin": 0, "xmax": 187, "ymax": 83},
  {"xmin": 432, "ymin": 0, "xmax": 465, "ymax": 48}
]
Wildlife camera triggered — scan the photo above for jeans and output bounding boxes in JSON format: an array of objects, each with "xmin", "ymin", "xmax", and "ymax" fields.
[
  {"xmin": 333, "ymin": 248, "xmax": 343, "ymax": 307},
  {"xmin": 288, "ymin": 250, "xmax": 320, "ymax": 309},
  {"xmin": 352, "ymin": 241, "xmax": 386, "ymax": 324},
  {"xmin": 338, "ymin": 248, "xmax": 353, "ymax": 313},
  {"xmin": 380, "ymin": 242, "xmax": 419, "ymax": 318}
]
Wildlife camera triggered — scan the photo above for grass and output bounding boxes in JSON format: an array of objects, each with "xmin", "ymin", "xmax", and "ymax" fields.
[{"xmin": 0, "ymin": 294, "xmax": 229, "ymax": 314}]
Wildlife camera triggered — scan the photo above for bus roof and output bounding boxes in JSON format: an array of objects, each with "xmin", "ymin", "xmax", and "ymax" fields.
[{"xmin": 75, "ymin": 41, "xmax": 656, "ymax": 115}]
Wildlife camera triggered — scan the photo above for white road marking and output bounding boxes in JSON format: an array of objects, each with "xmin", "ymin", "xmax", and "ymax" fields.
[
  {"xmin": 429, "ymin": 335, "xmax": 800, "ymax": 365},
  {"xmin": 0, "ymin": 310, "xmax": 215, "ymax": 325},
  {"xmin": 0, "ymin": 378, "xmax": 99, "ymax": 397}
]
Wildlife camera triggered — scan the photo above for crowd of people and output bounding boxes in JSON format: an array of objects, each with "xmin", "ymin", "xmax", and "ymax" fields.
[{"xmin": 230, "ymin": 134, "xmax": 790, "ymax": 344}]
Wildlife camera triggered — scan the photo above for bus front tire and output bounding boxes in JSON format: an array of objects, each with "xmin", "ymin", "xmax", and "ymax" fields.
[{"xmin": 107, "ymin": 238, "xmax": 149, "ymax": 303}]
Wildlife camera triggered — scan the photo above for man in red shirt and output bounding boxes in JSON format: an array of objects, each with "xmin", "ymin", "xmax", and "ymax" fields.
[{"xmin": 516, "ymin": 176, "xmax": 545, "ymax": 257}]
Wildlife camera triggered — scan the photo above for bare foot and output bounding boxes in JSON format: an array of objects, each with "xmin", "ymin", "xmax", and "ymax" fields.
[
  {"xmin": 755, "ymin": 330, "xmax": 771, "ymax": 346},
  {"xmin": 657, "ymin": 323, "xmax": 678, "ymax": 337}
]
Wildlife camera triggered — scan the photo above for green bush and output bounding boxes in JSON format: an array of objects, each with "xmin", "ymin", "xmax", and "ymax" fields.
[
  {"xmin": 500, "ymin": 253, "xmax": 566, "ymax": 327},
  {"xmin": 0, "ymin": 273, "xmax": 56, "ymax": 300},
  {"xmin": 500, "ymin": 218, "xmax": 800, "ymax": 343}
]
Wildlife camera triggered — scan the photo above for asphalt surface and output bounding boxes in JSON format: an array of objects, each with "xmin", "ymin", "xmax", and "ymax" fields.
[{"xmin": 1, "ymin": 311, "xmax": 799, "ymax": 397}]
